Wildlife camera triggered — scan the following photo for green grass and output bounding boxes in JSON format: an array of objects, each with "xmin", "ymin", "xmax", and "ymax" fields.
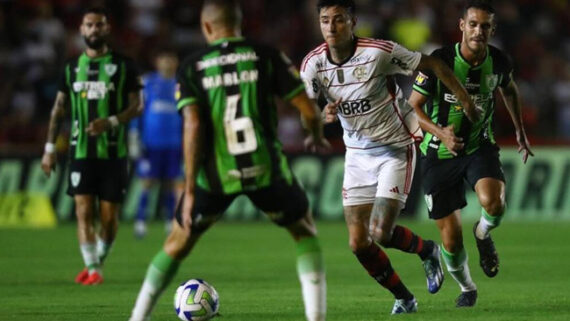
[{"xmin": 1, "ymin": 221, "xmax": 569, "ymax": 320}]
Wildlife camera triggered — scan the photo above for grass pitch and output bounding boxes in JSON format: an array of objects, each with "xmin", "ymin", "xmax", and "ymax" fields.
[{"xmin": 1, "ymin": 221, "xmax": 569, "ymax": 321}]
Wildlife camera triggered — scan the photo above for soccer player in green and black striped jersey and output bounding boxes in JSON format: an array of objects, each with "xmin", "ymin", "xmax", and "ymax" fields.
[
  {"xmin": 130, "ymin": 1, "xmax": 329, "ymax": 320},
  {"xmin": 41, "ymin": 7, "xmax": 143, "ymax": 286},
  {"xmin": 408, "ymin": 0, "xmax": 533, "ymax": 308}
]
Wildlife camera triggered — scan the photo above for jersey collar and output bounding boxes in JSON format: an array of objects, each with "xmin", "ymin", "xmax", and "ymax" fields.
[
  {"xmin": 455, "ymin": 43, "xmax": 489, "ymax": 70},
  {"xmin": 81, "ymin": 50, "xmax": 112, "ymax": 62},
  {"xmin": 326, "ymin": 36, "xmax": 358, "ymax": 67},
  {"xmin": 210, "ymin": 37, "xmax": 245, "ymax": 46}
]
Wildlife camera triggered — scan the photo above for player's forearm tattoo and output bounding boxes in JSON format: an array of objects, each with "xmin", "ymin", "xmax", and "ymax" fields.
[{"xmin": 46, "ymin": 92, "xmax": 67, "ymax": 143}]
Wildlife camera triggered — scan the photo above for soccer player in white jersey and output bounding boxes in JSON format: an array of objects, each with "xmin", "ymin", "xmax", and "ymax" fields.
[{"xmin": 301, "ymin": 0, "xmax": 480, "ymax": 314}]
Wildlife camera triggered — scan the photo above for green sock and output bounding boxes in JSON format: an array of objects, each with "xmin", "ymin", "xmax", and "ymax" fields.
[
  {"xmin": 296, "ymin": 237, "xmax": 326, "ymax": 321},
  {"xmin": 131, "ymin": 250, "xmax": 181, "ymax": 320},
  {"xmin": 441, "ymin": 246, "xmax": 476, "ymax": 292},
  {"xmin": 476, "ymin": 207, "xmax": 505, "ymax": 239}
]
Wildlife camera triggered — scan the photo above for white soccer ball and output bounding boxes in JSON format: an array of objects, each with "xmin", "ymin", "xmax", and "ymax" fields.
[{"xmin": 174, "ymin": 279, "xmax": 220, "ymax": 321}]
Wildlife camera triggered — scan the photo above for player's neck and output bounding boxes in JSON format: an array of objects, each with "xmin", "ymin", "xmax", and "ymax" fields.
[
  {"xmin": 85, "ymin": 45, "xmax": 109, "ymax": 58},
  {"xmin": 328, "ymin": 40, "xmax": 354, "ymax": 64},
  {"xmin": 460, "ymin": 42, "xmax": 486, "ymax": 66}
]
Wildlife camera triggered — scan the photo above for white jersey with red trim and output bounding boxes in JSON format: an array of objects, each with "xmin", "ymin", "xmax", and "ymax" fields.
[{"xmin": 301, "ymin": 37, "xmax": 423, "ymax": 152}]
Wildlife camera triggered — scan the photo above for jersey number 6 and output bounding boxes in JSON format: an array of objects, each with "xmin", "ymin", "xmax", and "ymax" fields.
[{"xmin": 224, "ymin": 94, "xmax": 258, "ymax": 155}]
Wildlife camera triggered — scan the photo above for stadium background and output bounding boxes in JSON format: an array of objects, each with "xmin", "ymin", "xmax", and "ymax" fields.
[{"xmin": 0, "ymin": 1, "xmax": 569, "ymax": 321}]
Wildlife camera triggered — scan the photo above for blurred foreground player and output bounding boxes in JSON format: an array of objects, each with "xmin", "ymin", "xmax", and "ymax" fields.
[{"xmin": 129, "ymin": 0, "xmax": 329, "ymax": 320}]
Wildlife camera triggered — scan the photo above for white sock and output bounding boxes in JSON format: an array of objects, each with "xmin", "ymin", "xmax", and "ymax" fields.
[
  {"xmin": 298, "ymin": 271, "xmax": 326, "ymax": 321},
  {"xmin": 80, "ymin": 243, "xmax": 100, "ymax": 274},
  {"xmin": 476, "ymin": 216, "xmax": 495, "ymax": 239},
  {"xmin": 96, "ymin": 235, "xmax": 113, "ymax": 264},
  {"xmin": 130, "ymin": 280, "xmax": 158, "ymax": 321},
  {"xmin": 441, "ymin": 246, "xmax": 476, "ymax": 292}
]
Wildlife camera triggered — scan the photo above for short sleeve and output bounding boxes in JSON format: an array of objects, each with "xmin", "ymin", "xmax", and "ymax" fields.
[
  {"xmin": 176, "ymin": 58, "xmax": 200, "ymax": 111},
  {"xmin": 271, "ymin": 49, "xmax": 305, "ymax": 101},
  {"xmin": 381, "ymin": 41, "xmax": 422, "ymax": 76},
  {"xmin": 499, "ymin": 53, "xmax": 514, "ymax": 88},
  {"xmin": 124, "ymin": 58, "xmax": 143, "ymax": 92},
  {"xmin": 299, "ymin": 55, "xmax": 321, "ymax": 100}
]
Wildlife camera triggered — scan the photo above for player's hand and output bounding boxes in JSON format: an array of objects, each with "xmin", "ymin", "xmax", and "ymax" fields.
[
  {"xmin": 516, "ymin": 130, "xmax": 534, "ymax": 164},
  {"xmin": 462, "ymin": 99, "xmax": 483, "ymax": 123},
  {"xmin": 180, "ymin": 191, "xmax": 194, "ymax": 231},
  {"xmin": 40, "ymin": 152, "xmax": 56, "ymax": 177},
  {"xmin": 439, "ymin": 124, "xmax": 464, "ymax": 156},
  {"xmin": 322, "ymin": 97, "xmax": 342, "ymax": 123},
  {"xmin": 86, "ymin": 118, "xmax": 112, "ymax": 136},
  {"xmin": 304, "ymin": 135, "xmax": 331, "ymax": 153}
]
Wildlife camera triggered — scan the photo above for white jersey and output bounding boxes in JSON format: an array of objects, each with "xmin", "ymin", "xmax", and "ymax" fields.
[{"xmin": 301, "ymin": 37, "xmax": 423, "ymax": 152}]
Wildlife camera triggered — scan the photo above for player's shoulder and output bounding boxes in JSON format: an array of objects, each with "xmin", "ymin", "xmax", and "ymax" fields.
[
  {"xmin": 301, "ymin": 42, "xmax": 328, "ymax": 72},
  {"xmin": 430, "ymin": 44, "xmax": 455, "ymax": 60},
  {"xmin": 488, "ymin": 44, "xmax": 512, "ymax": 66},
  {"xmin": 356, "ymin": 37, "xmax": 396, "ymax": 54}
]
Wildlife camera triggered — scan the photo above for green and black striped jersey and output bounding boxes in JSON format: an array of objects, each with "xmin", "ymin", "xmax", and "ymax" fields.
[
  {"xmin": 413, "ymin": 43, "xmax": 513, "ymax": 160},
  {"xmin": 177, "ymin": 37, "xmax": 305, "ymax": 194},
  {"xmin": 58, "ymin": 51, "xmax": 141, "ymax": 160}
]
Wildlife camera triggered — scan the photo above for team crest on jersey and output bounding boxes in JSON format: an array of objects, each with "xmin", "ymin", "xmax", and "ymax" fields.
[
  {"xmin": 104, "ymin": 63, "xmax": 117, "ymax": 76},
  {"xmin": 415, "ymin": 72, "xmax": 428, "ymax": 85},
  {"xmin": 353, "ymin": 66, "xmax": 367, "ymax": 81},
  {"xmin": 486, "ymin": 74, "xmax": 498, "ymax": 89},
  {"xmin": 71, "ymin": 172, "xmax": 81, "ymax": 187}
]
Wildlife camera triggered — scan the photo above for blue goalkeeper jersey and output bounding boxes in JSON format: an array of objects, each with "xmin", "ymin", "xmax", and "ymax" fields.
[{"xmin": 132, "ymin": 72, "xmax": 182, "ymax": 149}]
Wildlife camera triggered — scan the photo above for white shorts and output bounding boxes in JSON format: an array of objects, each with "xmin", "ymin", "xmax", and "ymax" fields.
[{"xmin": 342, "ymin": 144, "xmax": 416, "ymax": 206}]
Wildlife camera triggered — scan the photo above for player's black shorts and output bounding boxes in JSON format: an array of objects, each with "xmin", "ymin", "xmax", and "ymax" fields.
[
  {"xmin": 175, "ymin": 178, "xmax": 309, "ymax": 233},
  {"xmin": 421, "ymin": 142, "xmax": 505, "ymax": 220},
  {"xmin": 66, "ymin": 159, "xmax": 129, "ymax": 203}
]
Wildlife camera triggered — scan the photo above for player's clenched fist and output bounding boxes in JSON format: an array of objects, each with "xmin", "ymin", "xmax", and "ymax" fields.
[{"xmin": 322, "ymin": 97, "xmax": 342, "ymax": 123}]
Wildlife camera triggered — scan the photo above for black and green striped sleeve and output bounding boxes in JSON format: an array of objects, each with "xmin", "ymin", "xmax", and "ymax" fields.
[
  {"xmin": 176, "ymin": 58, "xmax": 200, "ymax": 111},
  {"xmin": 270, "ymin": 48, "xmax": 305, "ymax": 101},
  {"xmin": 412, "ymin": 49, "xmax": 440, "ymax": 96}
]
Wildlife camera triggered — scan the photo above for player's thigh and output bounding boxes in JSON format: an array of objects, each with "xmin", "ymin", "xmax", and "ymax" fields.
[
  {"xmin": 74, "ymin": 194, "xmax": 96, "ymax": 221},
  {"xmin": 137, "ymin": 147, "xmax": 161, "ymax": 179},
  {"xmin": 247, "ymin": 178, "xmax": 310, "ymax": 228},
  {"xmin": 467, "ymin": 144, "xmax": 506, "ymax": 206},
  {"xmin": 421, "ymin": 156, "xmax": 467, "ymax": 220},
  {"xmin": 374, "ymin": 144, "xmax": 416, "ymax": 204},
  {"xmin": 344, "ymin": 203, "xmax": 374, "ymax": 249},
  {"xmin": 67, "ymin": 160, "xmax": 97, "ymax": 197},
  {"xmin": 97, "ymin": 159, "xmax": 129, "ymax": 203},
  {"xmin": 99, "ymin": 199, "xmax": 121, "ymax": 223},
  {"xmin": 174, "ymin": 188, "xmax": 236, "ymax": 234}
]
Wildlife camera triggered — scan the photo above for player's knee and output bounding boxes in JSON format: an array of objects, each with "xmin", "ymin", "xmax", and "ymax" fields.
[
  {"xmin": 369, "ymin": 225, "xmax": 392, "ymax": 247},
  {"xmin": 480, "ymin": 195, "xmax": 505, "ymax": 216},
  {"xmin": 348, "ymin": 233, "xmax": 371, "ymax": 253},
  {"xmin": 442, "ymin": 238, "xmax": 463, "ymax": 254}
]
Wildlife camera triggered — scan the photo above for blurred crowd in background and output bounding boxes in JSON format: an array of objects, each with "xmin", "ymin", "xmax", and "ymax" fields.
[{"xmin": 0, "ymin": 0, "xmax": 568, "ymax": 155}]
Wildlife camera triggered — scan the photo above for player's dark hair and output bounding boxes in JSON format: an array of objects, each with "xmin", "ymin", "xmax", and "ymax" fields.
[
  {"xmin": 82, "ymin": 7, "xmax": 110, "ymax": 20},
  {"xmin": 202, "ymin": 0, "xmax": 242, "ymax": 28},
  {"xmin": 317, "ymin": 0, "xmax": 356, "ymax": 16},
  {"xmin": 463, "ymin": 0, "xmax": 495, "ymax": 15}
]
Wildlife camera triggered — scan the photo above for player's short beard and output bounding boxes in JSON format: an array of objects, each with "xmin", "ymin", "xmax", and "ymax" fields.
[{"xmin": 83, "ymin": 36, "xmax": 106, "ymax": 50}]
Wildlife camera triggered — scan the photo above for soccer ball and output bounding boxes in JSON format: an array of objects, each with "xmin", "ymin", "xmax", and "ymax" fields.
[{"xmin": 174, "ymin": 279, "xmax": 220, "ymax": 321}]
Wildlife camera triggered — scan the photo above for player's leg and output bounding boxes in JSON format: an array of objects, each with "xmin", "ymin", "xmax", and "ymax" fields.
[
  {"xmin": 162, "ymin": 148, "xmax": 184, "ymax": 234},
  {"xmin": 67, "ymin": 160, "xmax": 101, "ymax": 284},
  {"xmin": 466, "ymin": 143, "xmax": 506, "ymax": 278},
  {"xmin": 369, "ymin": 144, "xmax": 442, "ymax": 294},
  {"xmin": 96, "ymin": 200, "xmax": 119, "ymax": 264},
  {"xmin": 74, "ymin": 194, "xmax": 100, "ymax": 284},
  {"xmin": 422, "ymin": 156, "xmax": 477, "ymax": 306},
  {"xmin": 134, "ymin": 149, "xmax": 160, "ymax": 239},
  {"xmin": 435, "ymin": 211, "xmax": 477, "ymax": 307},
  {"xmin": 129, "ymin": 189, "xmax": 232, "ymax": 321},
  {"xmin": 473, "ymin": 178, "xmax": 504, "ymax": 277},
  {"xmin": 249, "ymin": 179, "xmax": 325, "ymax": 321}
]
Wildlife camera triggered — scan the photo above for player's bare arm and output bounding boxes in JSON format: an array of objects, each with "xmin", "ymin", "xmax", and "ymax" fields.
[
  {"xmin": 320, "ymin": 97, "xmax": 342, "ymax": 124},
  {"xmin": 290, "ymin": 91, "xmax": 331, "ymax": 152},
  {"xmin": 409, "ymin": 91, "xmax": 464, "ymax": 156},
  {"xmin": 41, "ymin": 91, "xmax": 68, "ymax": 177},
  {"xmin": 86, "ymin": 90, "xmax": 144, "ymax": 136},
  {"xmin": 180, "ymin": 104, "xmax": 202, "ymax": 231},
  {"xmin": 416, "ymin": 55, "xmax": 481, "ymax": 123},
  {"xmin": 498, "ymin": 80, "xmax": 534, "ymax": 163}
]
